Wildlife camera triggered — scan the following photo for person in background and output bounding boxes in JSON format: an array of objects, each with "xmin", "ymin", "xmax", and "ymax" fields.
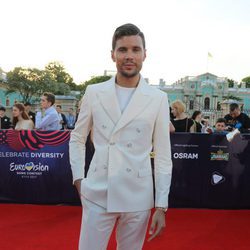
[
  {"xmin": 169, "ymin": 106, "xmax": 175, "ymax": 120},
  {"xmin": 66, "ymin": 108, "xmax": 76, "ymax": 130},
  {"xmin": 24, "ymin": 102, "xmax": 36, "ymax": 124},
  {"xmin": 191, "ymin": 110, "xmax": 203, "ymax": 133},
  {"xmin": 56, "ymin": 105, "xmax": 67, "ymax": 130},
  {"xmin": 169, "ymin": 121, "xmax": 175, "ymax": 133},
  {"xmin": 0, "ymin": 106, "xmax": 11, "ymax": 129},
  {"xmin": 201, "ymin": 117, "xmax": 213, "ymax": 133},
  {"xmin": 35, "ymin": 92, "xmax": 60, "ymax": 130},
  {"xmin": 212, "ymin": 118, "xmax": 228, "ymax": 135},
  {"xmin": 12, "ymin": 103, "xmax": 34, "ymax": 130},
  {"xmin": 75, "ymin": 102, "xmax": 81, "ymax": 123},
  {"xmin": 224, "ymin": 103, "xmax": 250, "ymax": 133},
  {"xmin": 169, "ymin": 107, "xmax": 175, "ymax": 133},
  {"xmin": 171, "ymin": 100, "xmax": 195, "ymax": 132}
]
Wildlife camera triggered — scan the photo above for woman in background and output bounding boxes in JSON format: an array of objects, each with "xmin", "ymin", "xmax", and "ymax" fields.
[
  {"xmin": 171, "ymin": 100, "xmax": 195, "ymax": 132},
  {"xmin": 191, "ymin": 110, "xmax": 203, "ymax": 133},
  {"xmin": 12, "ymin": 103, "xmax": 34, "ymax": 130}
]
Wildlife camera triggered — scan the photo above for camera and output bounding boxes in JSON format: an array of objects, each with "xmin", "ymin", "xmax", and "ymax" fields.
[{"xmin": 226, "ymin": 126, "xmax": 233, "ymax": 132}]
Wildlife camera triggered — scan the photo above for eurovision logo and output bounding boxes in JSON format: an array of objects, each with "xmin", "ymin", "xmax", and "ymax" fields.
[
  {"xmin": 10, "ymin": 162, "xmax": 49, "ymax": 172},
  {"xmin": 10, "ymin": 162, "xmax": 49, "ymax": 179},
  {"xmin": 210, "ymin": 149, "xmax": 229, "ymax": 161}
]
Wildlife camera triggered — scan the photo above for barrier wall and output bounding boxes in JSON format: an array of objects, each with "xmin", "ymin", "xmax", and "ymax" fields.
[{"xmin": 0, "ymin": 130, "xmax": 250, "ymax": 208}]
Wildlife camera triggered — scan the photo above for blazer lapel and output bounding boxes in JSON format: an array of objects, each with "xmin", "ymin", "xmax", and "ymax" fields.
[
  {"xmin": 97, "ymin": 77, "xmax": 121, "ymax": 125},
  {"xmin": 112, "ymin": 77, "xmax": 153, "ymax": 135}
]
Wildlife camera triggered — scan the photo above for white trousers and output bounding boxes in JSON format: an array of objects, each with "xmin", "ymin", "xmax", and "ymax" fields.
[{"xmin": 79, "ymin": 197, "xmax": 151, "ymax": 250}]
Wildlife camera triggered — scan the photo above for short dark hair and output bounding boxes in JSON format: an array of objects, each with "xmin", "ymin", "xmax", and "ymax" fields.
[
  {"xmin": 24, "ymin": 102, "xmax": 32, "ymax": 106},
  {"xmin": 0, "ymin": 106, "xmax": 6, "ymax": 112},
  {"xmin": 112, "ymin": 23, "xmax": 145, "ymax": 50},
  {"xmin": 216, "ymin": 118, "xmax": 226, "ymax": 124},
  {"xmin": 229, "ymin": 103, "xmax": 239, "ymax": 112},
  {"xmin": 56, "ymin": 105, "xmax": 62, "ymax": 109},
  {"xmin": 43, "ymin": 92, "xmax": 55, "ymax": 105}
]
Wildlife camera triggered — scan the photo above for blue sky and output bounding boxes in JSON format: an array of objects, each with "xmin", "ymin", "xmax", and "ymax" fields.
[{"xmin": 1, "ymin": 0, "xmax": 249, "ymax": 84}]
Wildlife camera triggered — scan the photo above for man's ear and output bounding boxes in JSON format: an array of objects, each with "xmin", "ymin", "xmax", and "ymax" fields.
[{"xmin": 111, "ymin": 50, "xmax": 115, "ymax": 62}]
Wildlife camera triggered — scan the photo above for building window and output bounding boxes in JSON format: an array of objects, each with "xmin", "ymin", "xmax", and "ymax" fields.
[
  {"xmin": 204, "ymin": 97, "xmax": 210, "ymax": 110},
  {"xmin": 189, "ymin": 100, "xmax": 194, "ymax": 110},
  {"xmin": 217, "ymin": 102, "xmax": 221, "ymax": 110}
]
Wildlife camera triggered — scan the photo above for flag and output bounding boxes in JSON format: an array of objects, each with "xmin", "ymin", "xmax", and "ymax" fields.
[{"xmin": 208, "ymin": 52, "xmax": 213, "ymax": 58}]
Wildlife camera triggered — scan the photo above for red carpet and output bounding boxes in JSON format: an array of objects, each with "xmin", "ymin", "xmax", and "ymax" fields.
[{"xmin": 0, "ymin": 204, "xmax": 250, "ymax": 250}]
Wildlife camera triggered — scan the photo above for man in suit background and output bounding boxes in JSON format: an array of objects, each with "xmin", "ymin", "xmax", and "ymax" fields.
[
  {"xmin": 0, "ymin": 106, "xmax": 11, "ymax": 129},
  {"xmin": 70, "ymin": 23, "xmax": 172, "ymax": 250},
  {"xmin": 56, "ymin": 104, "xmax": 67, "ymax": 130},
  {"xmin": 24, "ymin": 102, "xmax": 36, "ymax": 125},
  {"xmin": 66, "ymin": 108, "xmax": 76, "ymax": 130}
]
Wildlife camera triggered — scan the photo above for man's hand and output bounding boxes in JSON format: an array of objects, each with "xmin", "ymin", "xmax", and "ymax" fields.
[
  {"xmin": 74, "ymin": 179, "xmax": 82, "ymax": 196},
  {"xmin": 148, "ymin": 209, "xmax": 166, "ymax": 241}
]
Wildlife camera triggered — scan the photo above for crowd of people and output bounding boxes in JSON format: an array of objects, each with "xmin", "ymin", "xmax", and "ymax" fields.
[
  {"xmin": 0, "ymin": 92, "xmax": 77, "ymax": 131},
  {"xmin": 1, "ymin": 94, "xmax": 250, "ymax": 135},
  {"xmin": 170, "ymin": 100, "xmax": 250, "ymax": 134}
]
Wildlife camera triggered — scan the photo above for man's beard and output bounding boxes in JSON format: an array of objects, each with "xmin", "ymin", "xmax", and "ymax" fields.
[
  {"xmin": 119, "ymin": 63, "xmax": 142, "ymax": 78},
  {"xmin": 120, "ymin": 70, "xmax": 139, "ymax": 78}
]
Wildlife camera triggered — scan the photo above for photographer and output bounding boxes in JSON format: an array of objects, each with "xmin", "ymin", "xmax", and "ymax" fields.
[
  {"xmin": 224, "ymin": 103, "xmax": 250, "ymax": 133},
  {"xmin": 201, "ymin": 117, "xmax": 213, "ymax": 134}
]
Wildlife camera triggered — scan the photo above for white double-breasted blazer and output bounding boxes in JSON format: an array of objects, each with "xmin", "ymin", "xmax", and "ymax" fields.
[{"xmin": 69, "ymin": 76, "xmax": 172, "ymax": 212}]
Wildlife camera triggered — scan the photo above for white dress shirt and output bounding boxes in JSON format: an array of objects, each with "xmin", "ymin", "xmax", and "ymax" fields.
[{"xmin": 35, "ymin": 106, "xmax": 60, "ymax": 130}]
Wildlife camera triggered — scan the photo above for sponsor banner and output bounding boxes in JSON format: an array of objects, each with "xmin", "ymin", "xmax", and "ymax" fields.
[
  {"xmin": 169, "ymin": 133, "xmax": 250, "ymax": 209},
  {"xmin": 169, "ymin": 133, "xmax": 205, "ymax": 208}
]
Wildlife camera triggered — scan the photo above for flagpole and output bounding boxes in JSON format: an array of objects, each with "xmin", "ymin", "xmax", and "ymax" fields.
[
  {"xmin": 206, "ymin": 54, "xmax": 208, "ymax": 73},
  {"xmin": 207, "ymin": 52, "xmax": 213, "ymax": 73}
]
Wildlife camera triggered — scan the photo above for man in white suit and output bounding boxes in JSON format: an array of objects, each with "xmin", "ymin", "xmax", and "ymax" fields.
[{"xmin": 70, "ymin": 23, "xmax": 172, "ymax": 250}]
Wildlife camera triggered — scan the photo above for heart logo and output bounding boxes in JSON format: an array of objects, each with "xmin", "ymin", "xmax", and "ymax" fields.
[{"xmin": 25, "ymin": 162, "xmax": 33, "ymax": 171}]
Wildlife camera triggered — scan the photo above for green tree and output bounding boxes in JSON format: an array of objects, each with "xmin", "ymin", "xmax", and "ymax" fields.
[
  {"xmin": 227, "ymin": 78, "xmax": 237, "ymax": 88},
  {"xmin": 223, "ymin": 94, "xmax": 242, "ymax": 102},
  {"xmin": 78, "ymin": 75, "xmax": 112, "ymax": 94},
  {"xmin": 242, "ymin": 76, "xmax": 250, "ymax": 88},
  {"xmin": 45, "ymin": 61, "xmax": 77, "ymax": 90},
  {"xmin": 53, "ymin": 82, "xmax": 71, "ymax": 95},
  {"xmin": 6, "ymin": 67, "xmax": 57, "ymax": 103},
  {"xmin": 0, "ymin": 68, "xmax": 4, "ymax": 82}
]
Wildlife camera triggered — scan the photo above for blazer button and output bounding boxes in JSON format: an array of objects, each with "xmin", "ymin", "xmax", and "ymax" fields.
[
  {"xmin": 110, "ymin": 142, "xmax": 115, "ymax": 145},
  {"xmin": 136, "ymin": 128, "xmax": 141, "ymax": 133},
  {"xmin": 102, "ymin": 125, "xmax": 107, "ymax": 129},
  {"xmin": 127, "ymin": 143, "xmax": 132, "ymax": 148},
  {"xmin": 126, "ymin": 168, "xmax": 132, "ymax": 172}
]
